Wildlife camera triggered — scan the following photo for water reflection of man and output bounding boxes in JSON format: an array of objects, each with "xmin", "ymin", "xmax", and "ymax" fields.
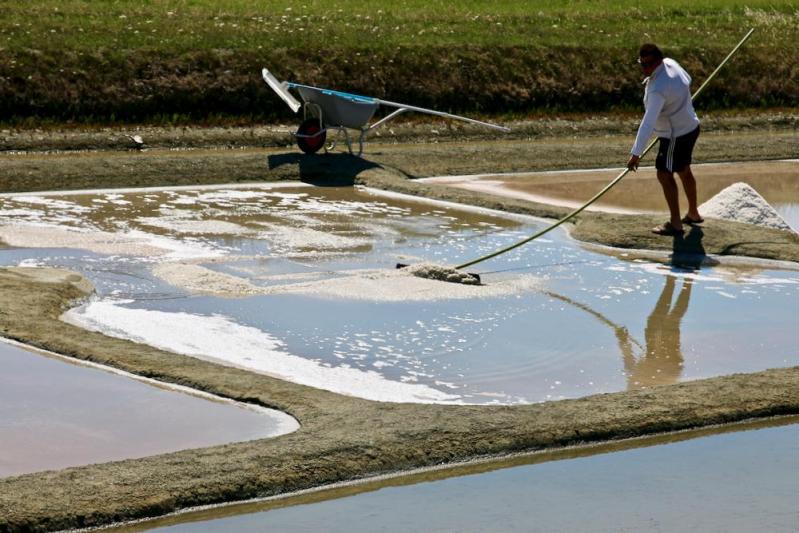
[{"xmin": 619, "ymin": 275, "xmax": 692, "ymax": 390}]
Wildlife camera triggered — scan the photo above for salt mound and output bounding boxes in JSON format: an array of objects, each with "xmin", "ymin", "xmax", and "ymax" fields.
[
  {"xmin": 699, "ymin": 182, "xmax": 793, "ymax": 232},
  {"xmin": 404, "ymin": 262, "xmax": 481, "ymax": 285}
]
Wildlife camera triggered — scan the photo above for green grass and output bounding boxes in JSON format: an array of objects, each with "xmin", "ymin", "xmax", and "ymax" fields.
[
  {"xmin": 1, "ymin": 0, "xmax": 796, "ymax": 54},
  {"xmin": 0, "ymin": 1, "xmax": 795, "ymax": 124}
]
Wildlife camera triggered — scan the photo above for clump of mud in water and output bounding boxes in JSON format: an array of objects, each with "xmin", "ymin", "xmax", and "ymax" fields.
[{"xmin": 403, "ymin": 263, "xmax": 481, "ymax": 285}]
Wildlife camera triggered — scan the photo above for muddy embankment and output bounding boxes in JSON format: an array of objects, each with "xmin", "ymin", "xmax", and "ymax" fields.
[
  {"xmin": 1, "ymin": 46, "xmax": 797, "ymax": 123},
  {"xmin": 1, "ymin": 122, "xmax": 799, "ymax": 530}
]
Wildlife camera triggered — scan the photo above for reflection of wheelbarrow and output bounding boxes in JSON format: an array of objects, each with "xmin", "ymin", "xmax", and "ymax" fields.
[{"xmin": 262, "ymin": 68, "xmax": 509, "ymax": 156}]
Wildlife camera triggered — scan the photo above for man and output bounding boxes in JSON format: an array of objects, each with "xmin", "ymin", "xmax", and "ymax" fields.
[{"xmin": 627, "ymin": 44, "xmax": 703, "ymax": 236}]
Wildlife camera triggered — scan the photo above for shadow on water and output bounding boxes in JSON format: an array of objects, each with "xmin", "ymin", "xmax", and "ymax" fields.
[{"xmin": 266, "ymin": 152, "xmax": 381, "ymax": 186}]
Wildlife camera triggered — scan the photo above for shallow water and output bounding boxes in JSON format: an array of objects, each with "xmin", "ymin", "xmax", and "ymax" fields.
[
  {"xmin": 422, "ymin": 159, "xmax": 799, "ymax": 229},
  {"xmin": 111, "ymin": 417, "xmax": 799, "ymax": 532},
  {"xmin": 0, "ymin": 340, "xmax": 298, "ymax": 478},
  {"xmin": 0, "ymin": 183, "xmax": 797, "ymax": 404}
]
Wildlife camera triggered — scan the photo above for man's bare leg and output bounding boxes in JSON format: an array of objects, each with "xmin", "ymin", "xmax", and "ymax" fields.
[
  {"xmin": 677, "ymin": 166, "xmax": 702, "ymax": 221},
  {"xmin": 657, "ymin": 170, "xmax": 683, "ymax": 230}
]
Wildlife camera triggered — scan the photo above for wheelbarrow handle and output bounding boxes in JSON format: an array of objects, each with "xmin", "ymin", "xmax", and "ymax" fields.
[{"xmin": 376, "ymin": 99, "xmax": 510, "ymax": 132}]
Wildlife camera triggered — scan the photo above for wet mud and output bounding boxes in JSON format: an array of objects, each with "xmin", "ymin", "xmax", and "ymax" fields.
[{"xmin": 1, "ymin": 124, "xmax": 798, "ymax": 530}]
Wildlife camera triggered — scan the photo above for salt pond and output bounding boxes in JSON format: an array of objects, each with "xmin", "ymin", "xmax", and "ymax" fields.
[
  {"xmin": 0, "ymin": 183, "xmax": 797, "ymax": 404},
  {"xmin": 421, "ymin": 159, "xmax": 799, "ymax": 230},
  {"xmin": 0, "ymin": 339, "xmax": 298, "ymax": 478},
  {"xmin": 109, "ymin": 417, "xmax": 799, "ymax": 532}
]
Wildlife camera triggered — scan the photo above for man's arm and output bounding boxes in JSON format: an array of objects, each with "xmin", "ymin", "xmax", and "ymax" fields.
[{"xmin": 627, "ymin": 91, "xmax": 666, "ymax": 171}]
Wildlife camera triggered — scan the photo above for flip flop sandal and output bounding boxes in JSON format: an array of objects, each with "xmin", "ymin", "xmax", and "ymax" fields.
[
  {"xmin": 651, "ymin": 222, "xmax": 685, "ymax": 236},
  {"xmin": 681, "ymin": 216, "xmax": 705, "ymax": 224}
]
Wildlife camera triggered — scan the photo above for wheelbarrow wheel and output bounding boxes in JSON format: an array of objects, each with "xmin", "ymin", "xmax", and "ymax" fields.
[{"xmin": 296, "ymin": 118, "xmax": 326, "ymax": 154}]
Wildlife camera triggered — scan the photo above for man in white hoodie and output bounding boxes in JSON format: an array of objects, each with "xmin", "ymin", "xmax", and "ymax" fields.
[{"xmin": 627, "ymin": 44, "xmax": 703, "ymax": 236}]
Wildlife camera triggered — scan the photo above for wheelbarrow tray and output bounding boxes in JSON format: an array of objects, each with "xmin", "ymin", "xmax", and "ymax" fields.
[{"xmin": 293, "ymin": 85, "xmax": 379, "ymax": 129}]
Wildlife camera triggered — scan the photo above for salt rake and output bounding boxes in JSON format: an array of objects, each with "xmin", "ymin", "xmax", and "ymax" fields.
[{"xmin": 450, "ymin": 28, "xmax": 756, "ymax": 272}]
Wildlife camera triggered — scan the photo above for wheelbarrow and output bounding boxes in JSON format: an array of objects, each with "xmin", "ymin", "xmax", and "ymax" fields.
[{"xmin": 262, "ymin": 68, "xmax": 510, "ymax": 156}]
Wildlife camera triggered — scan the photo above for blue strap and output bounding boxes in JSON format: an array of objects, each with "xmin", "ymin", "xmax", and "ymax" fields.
[{"xmin": 287, "ymin": 83, "xmax": 376, "ymax": 104}]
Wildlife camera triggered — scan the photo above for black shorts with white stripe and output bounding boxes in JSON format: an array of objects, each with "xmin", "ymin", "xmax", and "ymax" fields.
[{"xmin": 656, "ymin": 125, "xmax": 700, "ymax": 173}]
